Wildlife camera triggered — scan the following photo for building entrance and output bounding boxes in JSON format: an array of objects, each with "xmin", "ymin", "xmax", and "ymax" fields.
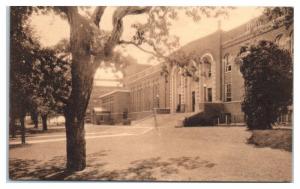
[
  {"xmin": 192, "ymin": 91, "xmax": 195, "ymax": 112},
  {"xmin": 207, "ymin": 88, "xmax": 212, "ymax": 102}
]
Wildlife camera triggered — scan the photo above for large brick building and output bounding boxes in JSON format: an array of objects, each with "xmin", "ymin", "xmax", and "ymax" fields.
[
  {"xmin": 96, "ymin": 13, "xmax": 293, "ymax": 124},
  {"xmin": 127, "ymin": 14, "xmax": 293, "ymax": 120}
]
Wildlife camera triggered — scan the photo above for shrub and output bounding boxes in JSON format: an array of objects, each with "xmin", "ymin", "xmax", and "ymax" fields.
[
  {"xmin": 183, "ymin": 103, "xmax": 223, "ymax": 126},
  {"xmin": 237, "ymin": 40, "xmax": 292, "ymax": 130}
]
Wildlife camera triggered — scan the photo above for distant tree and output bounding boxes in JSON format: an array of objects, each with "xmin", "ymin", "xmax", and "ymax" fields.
[
  {"xmin": 10, "ymin": 7, "xmax": 40, "ymax": 142},
  {"xmin": 10, "ymin": 7, "xmax": 71, "ymax": 142},
  {"xmin": 30, "ymin": 110, "xmax": 39, "ymax": 128},
  {"xmin": 30, "ymin": 48, "xmax": 71, "ymax": 131},
  {"xmin": 236, "ymin": 40, "xmax": 292, "ymax": 130}
]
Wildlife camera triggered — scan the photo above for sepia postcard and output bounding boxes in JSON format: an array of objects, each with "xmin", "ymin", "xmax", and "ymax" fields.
[{"xmin": 8, "ymin": 4, "xmax": 293, "ymax": 183}]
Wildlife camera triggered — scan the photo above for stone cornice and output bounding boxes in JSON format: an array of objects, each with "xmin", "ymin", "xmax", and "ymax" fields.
[{"xmin": 222, "ymin": 16, "xmax": 287, "ymax": 49}]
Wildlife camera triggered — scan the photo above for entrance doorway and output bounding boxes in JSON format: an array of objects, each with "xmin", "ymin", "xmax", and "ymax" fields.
[
  {"xmin": 192, "ymin": 91, "xmax": 195, "ymax": 112},
  {"xmin": 176, "ymin": 94, "xmax": 182, "ymax": 112},
  {"xmin": 207, "ymin": 88, "xmax": 212, "ymax": 102}
]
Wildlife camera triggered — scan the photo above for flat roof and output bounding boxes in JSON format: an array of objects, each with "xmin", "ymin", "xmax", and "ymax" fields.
[
  {"xmin": 98, "ymin": 89, "xmax": 130, "ymax": 99},
  {"xmin": 93, "ymin": 107, "xmax": 109, "ymax": 112}
]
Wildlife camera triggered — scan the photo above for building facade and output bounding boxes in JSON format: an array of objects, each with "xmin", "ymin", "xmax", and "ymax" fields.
[
  {"xmin": 122, "ymin": 14, "xmax": 293, "ymax": 122},
  {"xmin": 92, "ymin": 90, "xmax": 130, "ymax": 124},
  {"xmin": 87, "ymin": 85, "xmax": 124, "ymax": 113},
  {"xmin": 123, "ymin": 64, "xmax": 170, "ymax": 120}
]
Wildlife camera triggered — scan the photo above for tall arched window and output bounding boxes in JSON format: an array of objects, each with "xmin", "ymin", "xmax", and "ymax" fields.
[
  {"xmin": 223, "ymin": 53, "xmax": 232, "ymax": 102},
  {"xmin": 131, "ymin": 87, "xmax": 135, "ymax": 111},
  {"xmin": 225, "ymin": 83, "xmax": 232, "ymax": 102},
  {"xmin": 224, "ymin": 54, "xmax": 231, "ymax": 72},
  {"xmin": 203, "ymin": 57, "xmax": 212, "ymax": 77}
]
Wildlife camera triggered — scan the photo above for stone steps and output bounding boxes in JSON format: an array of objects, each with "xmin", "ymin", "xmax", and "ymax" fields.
[{"xmin": 132, "ymin": 112, "xmax": 194, "ymax": 127}]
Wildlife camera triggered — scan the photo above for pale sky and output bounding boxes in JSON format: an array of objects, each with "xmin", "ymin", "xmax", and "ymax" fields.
[{"xmin": 29, "ymin": 7, "xmax": 263, "ymax": 86}]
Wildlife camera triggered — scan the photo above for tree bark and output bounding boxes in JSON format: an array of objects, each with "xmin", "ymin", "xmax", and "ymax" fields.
[
  {"xmin": 32, "ymin": 111, "xmax": 38, "ymax": 128},
  {"xmin": 9, "ymin": 116, "xmax": 16, "ymax": 138},
  {"xmin": 64, "ymin": 67, "xmax": 94, "ymax": 171},
  {"xmin": 64, "ymin": 8, "xmax": 96, "ymax": 171},
  {"xmin": 42, "ymin": 114, "xmax": 48, "ymax": 131},
  {"xmin": 65, "ymin": 112, "xmax": 86, "ymax": 171},
  {"xmin": 64, "ymin": 57, "xmax": 94, "ymax": 171},
  {"xmin": 20, "ymin": 116, "xmax": 26, "ymax": 144}
]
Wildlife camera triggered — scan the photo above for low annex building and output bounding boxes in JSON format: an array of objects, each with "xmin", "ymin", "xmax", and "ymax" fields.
[{"xmin": 92, "ymin": 90, "xmax": 130, "ymax": 124}]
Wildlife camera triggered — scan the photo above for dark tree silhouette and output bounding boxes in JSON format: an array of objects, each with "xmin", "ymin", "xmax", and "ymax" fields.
[
  {"xmin": 263, "ymin": 7, "xmax": 293, "ymax": 29},
  {"xmin": 10, "ymin": 7, "xmax": 40, "ymax": 143},
  {"xmin": 237, "ymin": 40, "xmax": 292, "ymax": 130},
  {"xmin": 10, "ymin": 7, "xmax": 71, "ymax": 142}
]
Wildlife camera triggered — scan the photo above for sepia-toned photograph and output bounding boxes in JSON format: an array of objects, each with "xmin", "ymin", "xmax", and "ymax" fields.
[{"xmin": 8, "ymin": 5, "xmax": 293, "ymax": 182}]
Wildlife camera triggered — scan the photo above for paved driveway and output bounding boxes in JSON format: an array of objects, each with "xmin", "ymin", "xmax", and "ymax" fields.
[{"xmin": 9, "ymin": 125, "xmax": 292, "ymax": 182}]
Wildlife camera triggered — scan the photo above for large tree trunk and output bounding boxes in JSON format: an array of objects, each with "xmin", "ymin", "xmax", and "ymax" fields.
[
  {"xmin": 20, "ymin": 116, "xmax": 26, "ymax": 144},
  {"xmin": 42, "ymin": 114, "xmax": 48, "ymax": 131},
  {"xmin": 64, "ymin": 69, "xmax": 94, "ymax": 171},
  {"xmin": 64, "ymin": 9, "xmax": 97, "ymax": 171},
  {"xmin": 65, "ymin": 112, "xmax": 86, "ymax": 171}
]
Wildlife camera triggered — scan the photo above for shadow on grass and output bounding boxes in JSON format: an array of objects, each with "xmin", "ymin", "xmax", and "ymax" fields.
[
  {"xmin": 9, "ymin": 143, "xmax": 33, "ymax": 149},
  {"xmin": 9, "ymin": 150, "xmax": 108, "ymax": 181},
  {"xmin": 10, "ymin": 154, "xmax": 216, "ymax": 181},
  {"xmin": 10, "ymin": 127, "xmax": 66, "ymax": 142}
]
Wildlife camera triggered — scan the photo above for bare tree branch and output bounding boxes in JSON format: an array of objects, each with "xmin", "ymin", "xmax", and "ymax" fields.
[
  {"xmin": 104, "ymin": 6, "xmax": 151, "ymax": 57},
  {"xmin": 118, "ymin": 40, "xmax": 162, "ymax": 58},
  {"xmin": 118, "ymin": 40, "xmax": 168, "ymax": 60},
  {"xmin": 91, "ymin": 6, "xmax": 106, "ymax": 27}
]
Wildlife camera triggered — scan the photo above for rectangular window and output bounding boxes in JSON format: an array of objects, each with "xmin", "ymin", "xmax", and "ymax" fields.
[
  {"xmin": 225, "ymin": 83, "xmax": 232, "ymax": 102},
  {"xmin": 224, "ymin": 55, "xmax": 232, "ymax": 73},
  {"xmin": 225, "ymin": 63, "xmax": 231, "ymax": 72}
]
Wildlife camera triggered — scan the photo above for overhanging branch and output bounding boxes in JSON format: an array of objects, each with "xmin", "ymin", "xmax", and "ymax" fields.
[
  {"xmin": 91, "ymin": 6, "xmax": 106, "ymax": 27},
  {"xmin": 104, "ymin": 7, "xmax": 151, "ymax": 57},
  {"xmin": 118, "ymin": 40, "xmax": 166, "ymax": 59}
]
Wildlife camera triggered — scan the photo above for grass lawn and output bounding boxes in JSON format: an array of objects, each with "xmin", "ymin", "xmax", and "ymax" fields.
[
  {"xmin": 9, "ymin": 127, "xmax": 292, "ymax": 181},
  {"xmin": 248, "ymin": 128, "xmax": 292, "ymax": 152}
]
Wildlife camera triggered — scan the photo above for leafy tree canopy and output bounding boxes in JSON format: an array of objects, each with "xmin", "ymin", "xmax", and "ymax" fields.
[
  {"xmin": 236, "ymin": 40, "xmax": 292, "ymax": 130},
  {"xmin": 10, "ymin": 7, "xmax": 71, "ymax": 119}
]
